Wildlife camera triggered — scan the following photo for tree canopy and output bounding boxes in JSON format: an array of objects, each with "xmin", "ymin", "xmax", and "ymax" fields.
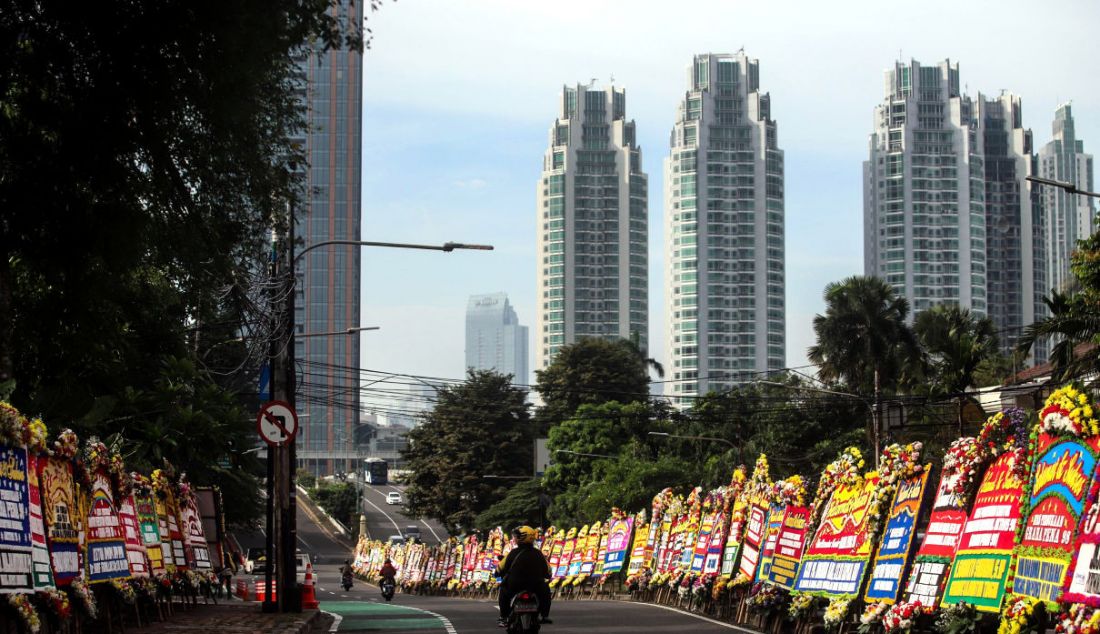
[
  {"xmin": 401, "ymin": 370, "xmax": 534, "ymax": 535},
  {"xmin": 0, "ymin": 1, "xmax": 365, "ymax": 525},
  {"xmin": 533, "ymin": 337, "xmax": 651, "ymax": 432}
]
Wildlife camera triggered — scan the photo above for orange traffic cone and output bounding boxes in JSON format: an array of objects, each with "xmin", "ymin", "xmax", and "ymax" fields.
[{"xmin": 300, "ymin": 562, "xmax": 320, "ymax": 609}]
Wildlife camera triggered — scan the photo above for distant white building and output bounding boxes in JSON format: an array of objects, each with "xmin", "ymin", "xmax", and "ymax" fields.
[
  {"xmin": 465, "ymin": 293, "xmax": 528, "ymax": 382},
  {"xmin": 1037, "ymin": 104, "xmax": 1095, "ymax": 293}
]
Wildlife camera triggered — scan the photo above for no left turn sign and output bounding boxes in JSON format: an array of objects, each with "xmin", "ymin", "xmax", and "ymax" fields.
[{"xmin": 257, "ymin": 401, "xmax": 298, "ymax": 446}]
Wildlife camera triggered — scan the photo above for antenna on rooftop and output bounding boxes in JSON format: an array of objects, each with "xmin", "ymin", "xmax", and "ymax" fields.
[
  {"xmin": 589, "ymin": 77, "xmax": 597, "ymax": 87},
  {"xmin": 610, "ymin": 74, "xmax": 615, "ymax": 84}
]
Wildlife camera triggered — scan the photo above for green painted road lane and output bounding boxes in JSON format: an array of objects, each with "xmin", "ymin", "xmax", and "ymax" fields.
[{"xmin": 326, "ymin": 601, "xmax": 452, "ymax": 632}]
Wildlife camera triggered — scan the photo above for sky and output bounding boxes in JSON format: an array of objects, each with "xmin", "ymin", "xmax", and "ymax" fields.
[{"xmin": 357, "ymin": 0, "xmax": 1100, "ymax": 393}]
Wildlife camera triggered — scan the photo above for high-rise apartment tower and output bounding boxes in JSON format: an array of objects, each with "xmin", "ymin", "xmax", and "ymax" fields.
[
  {"xmin": 665, "ymin": 53, "xmax": 785, "ymax": 407},
  {"xmin": 535, "ymin": 84, "xmax": 648, "ymax": 369},
  {"xmin": 1037, "ymin": 104, "xmax": 1095, "ymax": 292},
  {"xmin": 465, "ymin": 293, "xmax": 529, "ymax": 382},
  {"xmin": 863, "ymin": 59, "xmax": 1047, "ymax": 361}
]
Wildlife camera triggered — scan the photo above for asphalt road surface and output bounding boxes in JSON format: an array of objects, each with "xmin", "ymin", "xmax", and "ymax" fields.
[
  {"xmin": 239, "ymin": 492, "xmax": 752, "ymax": 633},
  {"xmin": 356, "ymin": 482, "xmax": 448, "ymax": 545}
]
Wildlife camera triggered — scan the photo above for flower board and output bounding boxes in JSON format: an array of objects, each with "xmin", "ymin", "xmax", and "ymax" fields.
[
  {"xmin": 755, "ymin": 505, "xmax": 785, "ymax": 583},
  {"xmin": 864, "ymin": 466, "xmax": 931, "ymax": 603},
  {"xmin": 793, "ymin": 474, "xmax": 878, "ymax": 598},
  {"xmin": 134, "ymin": 489, "xmax": 164, "ymax": 575},
  {"xmin": 38, "ymin": 456, "xmax": 79, "ymax": 585},
  {"xmin": 85, "ymin": 470, "xmax": 131, "ymax": 583},
  {"xmin": 737, "ymin": 503, "xmax": 769, "ymax": 581},
  {"xmin": 1065, "ymin": 479, "xmax": 1100, "ymax": 605},
  {"xmin": 117, "ymin": 495, "xmax": 149, "ymax": 577},
  {"xmin": 691, "ymin": 508, "xmax": 718, "ymax": 572},
  {"xmin": 1010, "ymin": 432, "xmax": 1100, "ymax": 606},
  {"xmin": 720, "ymin": 497, "xmax": 747, "ymax": 577},
  {"xmin": 767, "ymin": 504, "xmax": 809, "ymax": 590},
  {"xmin": 902, "ymin": 469, "xmax": 968, "ymax": 607},
  {"xmin": 941, "ymin": 451, "xmax": 1025, "ymax": 612},
  {"xmin": 27, "ymin": 453, "xmax": 54, "ymax": 590},
  {"xmin": 603, "ymin": 516, "xmax": 634, "ymax": 574},
  {"xmin": 180, "ymin": 493, "xmax": 212, "ymax": 571},
  {"xmin": 0, "ymin": 445, "xmax": 33, "ymax": 593},
  {"xmin": 579, "ymin": 523, "xmax": 600, "ymax": 575},
  {"xmin": 703, "ymin": 512, "xmax": 727, "ymax": 574},
  {"xmin": 626, "ymin": 523, "xmax": 650, "ymax": 574}
]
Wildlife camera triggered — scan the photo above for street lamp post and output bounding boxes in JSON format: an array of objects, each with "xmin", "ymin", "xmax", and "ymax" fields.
[
  {"xmin": 265, "ymin": 233, "xmax": 492, "ymax": 613},
  {"xmin": 1027, "ymin": 175, "xmax": 1100, "ymax": 199},
  {"xmin": 554, "ymin": 449, "xmax": 616, "ymax": 459},
  {"xmin": 647, "ymin": 431, "xmax": 742, "ymax": 464}
]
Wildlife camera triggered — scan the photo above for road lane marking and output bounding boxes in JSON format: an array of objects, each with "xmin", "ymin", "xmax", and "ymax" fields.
[
  {"xmin": 360, "ymin": 493, "xmax": 404, "ymax": 535},
  {"xmin": 326, "ymin": 611, "xmax": 342, "ymax": 633}
]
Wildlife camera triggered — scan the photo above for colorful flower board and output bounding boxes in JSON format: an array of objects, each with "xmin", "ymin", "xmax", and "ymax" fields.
[
  {"xmin": 691, "ymin": 507, "xmax": 718, "ymax": 572},
  {"xmin": 135, "ymin": 489, "xmax": 164, "ymax": 575},
  {"xmin": 941, "ymin": 451, "xmax": 1025, "ymax": 612},
  {"xmin": 754, "ymin": 505, "xmax": 784, "ymax": 583},
  {"xmin": 720, "ymin": 497, "xmax": 746, "ymax": 577},
  {"xmin": 603, "ymin": 517, "xmax": 633, "ymax": 574},
  {"xmin": 903, "ymin": 469, "xmax": 968, "ymax": 607},
  {"xmin": 38, "ymin": 456, "xmax": 80, "ymax": 586},
  {"xmin": 864, "ymin": 467, "xmax": 931, "ymax": 603},
  {"xmin": 27, "ymin": 453, "xmax": 54, "ymax": 590},
  {"xmin": 702, "ymin": 512, "xmax": 727, "ymax": 574},
  {"xmin": 0, "ymin": 445, "xmax": 34, "ymax": 593},
  {"xmin": 793, "ymin": 474, "xmax": 879, "ymax": 598},
  {"xmin": 1064, "ymin": 484, "xmax": 1100, "ymax": 605},
  {"xmin": 737, "ymin": 503, "xmax": 769, "ymax": 581},
  {"xmin": 117, "ymin": 495, "xmax": 149, "ymax": 578},
  {"xmin": 767, "ymin": 504, "xmax": 809, "ymax": 590},
  {"xmin": 85, "ymin": 470, "xmax": 130, "ymax": 583},
  {"xmin": 1010, "ymin": 432, "xmax": 1100, "ymax": 606},
  {"xmin": 180, "ymin": 494, "xmax": 212, "ymax": 571},
  {"xmin": 626, "ymin": 522, "xmax": 649, "ymax": 575}
]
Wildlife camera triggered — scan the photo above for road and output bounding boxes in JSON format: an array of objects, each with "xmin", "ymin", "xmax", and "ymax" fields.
[
  {"xmin": 237, "ymin": 492, "xmax": 751, "ymax": 632},
  {"xmin": 356, "ymin": 482, "xmax": 448, "ymax": 545}
]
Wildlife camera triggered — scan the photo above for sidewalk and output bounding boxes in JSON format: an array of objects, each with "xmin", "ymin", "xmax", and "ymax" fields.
[{"xmin": 129, "ymin": 602, "xmax": 328, "ymax": 634}]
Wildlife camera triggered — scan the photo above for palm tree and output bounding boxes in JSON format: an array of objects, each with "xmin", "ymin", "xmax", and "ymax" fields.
[
  {"xmin": 914, "ymin": 305, "xmax": 998, "ymax": 434},
  {"xmin": 1017, "ymin": 230, "xmax": 1100, "ymax": 381},
  {"xmin": 808, "ymin": 276, "xmax": 920, "ymax": 396},
  {"xmin": 914, "ymin": 305, "xmax": 998, "ymax": 394}
]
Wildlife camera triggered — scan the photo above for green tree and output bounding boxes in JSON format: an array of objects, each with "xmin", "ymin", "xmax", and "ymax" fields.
[
  {"xmin": 474, "ymin": 479, "xmax": 544, "ymax": 533},
  {"xmin": 533, "ymin": 338, "xmax": 651, "ymax": 432},
  {"xmin": 1018, "ymin": 231, "xmax": 1100, "ymax": 380},
  {"xmin": 914, "ymin": 305, "xmax": 998, "ymax": 393},
  {"xmin": 808, "ymin": 276, "xmax": 920, "ymax": 395},
  {"xmin": 311, "ymin": 482, "xmax": 359, "ymax": 531},
  {"xmin": 402, "ymin": 370, "xmax": 533, "ymax": 534},
  {"xmin": 0, "ymin": 1, "xmax": 369, "ymax": 525}
]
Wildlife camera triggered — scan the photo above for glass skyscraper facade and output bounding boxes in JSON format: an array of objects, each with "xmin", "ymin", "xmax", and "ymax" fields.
[
  {"xmin": 665, "ymin": 53, "xmax": 785, "ymax": 407},
  {"xmin": 292, "ymin": 1, "xmax": 363, "ymax": 475},
  {"xmin": 465, "ymin": 293, "xmax": 528, "ymax": 383},
  {"xmin": 535, "ymin": 84, "xmax": 648, "ymax": 370}
]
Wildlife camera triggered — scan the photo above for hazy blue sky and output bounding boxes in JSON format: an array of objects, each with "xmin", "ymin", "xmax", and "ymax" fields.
[{"xmin": 357, "ymin": 0, "xmax": 1099, "ymax": 396}]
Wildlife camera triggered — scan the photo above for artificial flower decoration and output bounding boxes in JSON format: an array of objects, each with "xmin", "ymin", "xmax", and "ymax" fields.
[
  {"xmin": 880, "ymin": 600, "xmax": 924, "ymax": 633},
  {"xmin": 998, "ymin": 594, "xmax": 1040, "ymax": 634},
  {"xmin": 823, "ymin": 597, "xmax": 852, "ymax": 631},
  {"xmin": 774, "ymin": 475, "xmax": 808, "ymax": 508},
  {"xmin": 1056, "ymin": 603, "xmax": 1100, "ymax": 634},
  {"xmin": 1041, "ymin": 384, "xmax": 1099, "ymax": 438},
  {"xmin": 8, "ymin": 593, "xmax": 41, "ymax": 634},
  {"xmin": 859, "ymin": 600, "xmax": 889, "ymax": 626},
  {"xmin": 38, "ymin": 587, "xmax": 72, "ymax": 622},
  {"xmin": 71, "ymin": 578, "xmax": 98, "ymax": 618},
  {"xmin": 933, "ymin": 601, "xmax": 980, "ymax": 634},
  {"xmin": 789, "ymin": 592, "xmax": 816, "ymax": 620},
  {"xmin": 53, "ymin": 428, "xmax": 79, "ymax": 459}
]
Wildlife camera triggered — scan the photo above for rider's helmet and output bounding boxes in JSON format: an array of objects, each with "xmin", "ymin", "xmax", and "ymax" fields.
[{"xmin": 512, "ymin": 525, "xmax": 538, "ymax": 545}]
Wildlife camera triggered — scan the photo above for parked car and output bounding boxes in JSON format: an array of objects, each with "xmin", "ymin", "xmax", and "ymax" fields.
[
  {"xmin": 250, "ymin": 551, "xmax": 311, "ymax": 585},
  {"xmin": 386, "ymin": 491, "xmax": 402, "ymax": 505},
  {"xmin": 296, "ymin": 552, "xmax": 311, "ymax": 584}
]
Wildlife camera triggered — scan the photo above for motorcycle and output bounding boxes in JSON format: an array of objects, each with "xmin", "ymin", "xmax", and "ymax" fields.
[
  {"xmin": 506, "ymin": 591, "xmax": 540, "ymax": 633},
  {"xmin": 380, "ymin": 579, "xmax": 396, "ymax": 602},
  {"xmin": 341, "ymin": 573, "xmax": 353, "ymax": 592}
]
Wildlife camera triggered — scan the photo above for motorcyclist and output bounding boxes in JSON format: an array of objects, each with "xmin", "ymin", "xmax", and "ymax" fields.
[
  {"xmin": 497, "ymin": 525, "xmax": 552, "ymax": 627},
  {"xmin": 379, "ymin": 558, "xmax": 397, "ymax": 593}
]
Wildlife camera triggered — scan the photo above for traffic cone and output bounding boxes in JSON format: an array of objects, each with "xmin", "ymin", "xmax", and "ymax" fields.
[{"xmin": 300, "ymin": 562, "xmax": 320, "ymax": 609}]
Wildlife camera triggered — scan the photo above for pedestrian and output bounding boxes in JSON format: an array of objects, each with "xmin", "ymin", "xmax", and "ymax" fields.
[{"xmin": 218, "ymin": 550, "xmax": 236, "ymax": 598}]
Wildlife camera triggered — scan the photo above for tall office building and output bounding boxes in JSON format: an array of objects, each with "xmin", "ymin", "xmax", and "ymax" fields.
[
  {"xmin": 1038, "ymin": 104, "xmax": 1095, "ymax": 292},
  {"xmin": 863, "ymin": 59, "xmax": 1047, "ymax": 360},
  {"xmin": 465, "ymin": 293, "xmax": 529, "ymax": 382},
  {"xmin": 665, "ymin": 53, "xmax": 785, "ymax": 407},
  {"xmin": 535, "ymin": 84, "xmax": 648, "ymax": 370},
  {"xmin": 292, "ymin": 1, "xmax": 363, "ymax": 475}
]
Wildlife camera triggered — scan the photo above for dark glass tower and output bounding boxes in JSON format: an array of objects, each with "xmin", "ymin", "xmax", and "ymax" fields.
[{"xmin": 293, "ymin": 1, "xmax": 363, "ymax": 476}]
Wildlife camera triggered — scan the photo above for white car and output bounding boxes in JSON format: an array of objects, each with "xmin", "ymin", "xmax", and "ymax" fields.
[{"xmin": 386, "ymin": 492, "xmax": 402, "ymax": 505}]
